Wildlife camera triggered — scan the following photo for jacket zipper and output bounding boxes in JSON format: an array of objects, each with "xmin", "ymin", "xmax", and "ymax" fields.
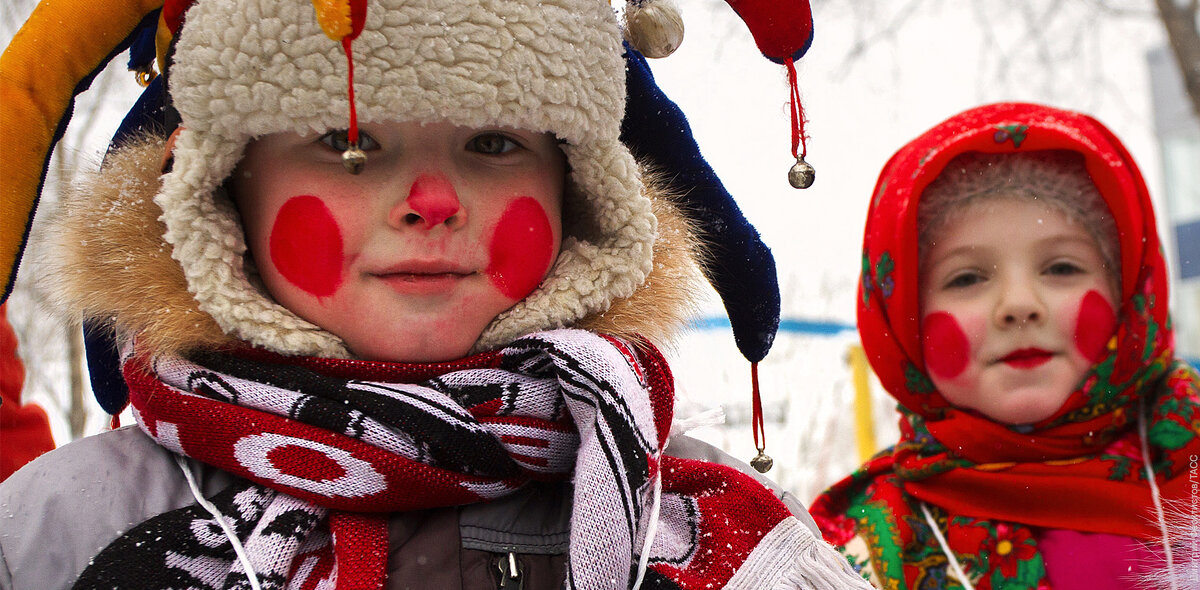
[{"xmin": 496, "ymin": 552, "xmax": 524, "ymax": 590}]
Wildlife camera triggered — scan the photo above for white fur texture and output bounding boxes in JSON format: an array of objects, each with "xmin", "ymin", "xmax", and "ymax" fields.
[
  {"xmin": 1140, "ymin": 501, "xmax": 1200, "ymax": 590},
  {"xmin": 158, "ymin": 0, "xmax": 656, "ymax": 357},
  {"xmin": 725, "ymin": 517, "xmax": 875, "ymax": 590}
]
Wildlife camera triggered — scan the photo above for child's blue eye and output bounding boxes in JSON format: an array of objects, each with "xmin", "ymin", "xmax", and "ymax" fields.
[
  {"xmin": 318, "ymin": 130, "xmax": 380, "ymax": 152},
  {"xmin": 468, "ymin": 133, "xmax": 519, "ymax": 155}
]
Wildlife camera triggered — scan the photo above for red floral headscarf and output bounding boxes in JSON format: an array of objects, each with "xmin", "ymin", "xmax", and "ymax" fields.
[{"xmin": 811, "ymin": 103, "xmax": 1200, "ymax": 589}]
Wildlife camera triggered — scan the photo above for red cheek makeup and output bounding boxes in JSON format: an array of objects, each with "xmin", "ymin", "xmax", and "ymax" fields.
[
  {"xmin": 486, "ymin": 197, "xmax": 554, "ymax": 300},
  {"xmin": 922, "ymin": 311, "xmax": 971, "ymax": 378},
  {"xmin": 1074, "ymin": 289, "xmax": 1117, "ymax": 363},
  {"xmin": 269, "ymin": 195, "xmax": 345, "ymax": 297}
]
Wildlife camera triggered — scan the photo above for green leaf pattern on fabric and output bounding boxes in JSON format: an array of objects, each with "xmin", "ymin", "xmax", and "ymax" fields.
[
  {"xmin": 1149, "ymin": 420, "xmax": 1193, "ymax": 450},
  {"xmin": 876, "ymin": 252, "xmax": 895, "ymax": 298},
  {"xmin": 992, "ymin": 124, "xmax": 1028, "ymax": 148},
  {"xmin": 906, "ymin": 362, "xmax": 936, "ymax": 395},
  {"xmin": 862, "ymin": 251, "xmax": 874, "ymax": 307}
]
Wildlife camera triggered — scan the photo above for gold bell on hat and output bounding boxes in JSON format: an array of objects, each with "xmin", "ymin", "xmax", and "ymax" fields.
[
  {"xmin": 342, "ymin": 143, "xmax": 367, "ymax": 175},
  {"xmin": 750, "ymin": 450, "xmax": 774, "ymax": 473},
  {"xmin": 788, "ymin": 156, "xmax": 815, "ymax": 189},
  {"xmin": 748, "ymin": 362, "xmax": 774, "ymax": 473}
]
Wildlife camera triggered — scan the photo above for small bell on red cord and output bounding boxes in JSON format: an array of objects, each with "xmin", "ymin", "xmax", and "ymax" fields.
[
  {"xmin": 751, "ymin": 451, "xmax": 774, "ymax": 474},
  {"xmin": 311, "ymin": 0, "xmax": 369, "ymax": 174},
  {"xmin": 748, "ymin": 362, "xmax": 774, "ymax": 473},
  {"xmin": 343, "ymin": 144, "xmax": 368, "ymax": 175},
  {"xmin": 718, "ymin": 0, "xmax": 814, "ymax": 470},
  {"xmin": 723, "ymin": 0, "xmax": 815, "ymax": 189},
  {"xmin": 789, "ymin": 157, "xmax": 815, "ymax": 189}
]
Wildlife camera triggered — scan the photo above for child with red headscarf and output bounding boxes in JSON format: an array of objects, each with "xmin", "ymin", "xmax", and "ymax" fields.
[
  {"xmin": 810, "ymin": 102, "xmax": 1200, "ymax": 589},
  {"xmin": 0, "ymin": 0, "xmax": 871, "ymax": 588}
]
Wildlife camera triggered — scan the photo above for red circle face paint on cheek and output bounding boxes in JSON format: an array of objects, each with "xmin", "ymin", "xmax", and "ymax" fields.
[
  {"xmin": 269, "ymin": 195, "xmax": 344, "ymax": 297},
  {"xmin": 486, "ymin": 197, "xmax": 554, "ymax": 300},
  {"xmin": 922, "ymin": 312, "xmax": 971, "ymax": 379},
  {"xmin": 1074, "ymin": 290, "xmax": 1117, "ymax": 363}
]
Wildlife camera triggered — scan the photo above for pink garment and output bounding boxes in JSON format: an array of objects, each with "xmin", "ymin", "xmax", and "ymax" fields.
[{"xmin": 1037, "ymin": 528, "xmax": 1156, "ymax": 589}]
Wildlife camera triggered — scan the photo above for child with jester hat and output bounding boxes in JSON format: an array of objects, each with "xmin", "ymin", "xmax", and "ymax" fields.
[
  {"xmin": 808, "ymin": 102, "xmax": 1200, "ymax": 590},
  {"xmin": 0, "ymin": 0, "xmax": 867, "ymax": 588}
]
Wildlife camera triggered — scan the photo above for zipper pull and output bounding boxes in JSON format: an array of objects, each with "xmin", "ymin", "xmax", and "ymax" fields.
[{"xmin": 496, "ymin": 552, "xmax": 524, "ymax": 590}]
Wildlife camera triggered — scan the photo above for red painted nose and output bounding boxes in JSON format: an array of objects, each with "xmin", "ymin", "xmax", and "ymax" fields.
[{"xmin": 402, "ymin": 174, "xmax": 462, "ymax": 229}]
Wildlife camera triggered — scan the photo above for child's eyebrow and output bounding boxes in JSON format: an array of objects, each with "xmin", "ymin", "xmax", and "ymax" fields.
[
  {"xmin": 1031, "ymin": 233, "xmax": 1103, "ymax": 252},
  {"xmin": 925, "ymin": 233, "xmax": 1104, "ymax": 278},
  {"xmin": 927, "ymin": 243, "xmax": 990, "ymax": 262}
]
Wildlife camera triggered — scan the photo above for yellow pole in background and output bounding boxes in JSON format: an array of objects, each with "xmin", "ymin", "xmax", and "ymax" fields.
[{"xmin": 847, "ymin": 344, "xmax": 877, "ymax": 463}]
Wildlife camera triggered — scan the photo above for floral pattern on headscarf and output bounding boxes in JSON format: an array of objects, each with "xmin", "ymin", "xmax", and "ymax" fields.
[{"xmin": 810, "ymin": 103, "xmax": 1200, "ymax": 590}]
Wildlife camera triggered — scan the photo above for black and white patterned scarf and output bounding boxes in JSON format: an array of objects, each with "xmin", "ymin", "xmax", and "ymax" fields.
[{"xmin": 76, "ymin": 329, "xmax": 864, "ymax": 590}]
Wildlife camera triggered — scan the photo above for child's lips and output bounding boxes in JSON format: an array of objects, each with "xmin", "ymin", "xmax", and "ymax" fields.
[
  {"xmin": 999, "ymin": 347, "xmax": 1054, "ymax": 369},
  {"xmin": 375, "ymin": 271, "xmax": 471, "ymax": 295},
  {"xmin": 371, "ymin": 262, "xmax": 472, "ymax": 295}
]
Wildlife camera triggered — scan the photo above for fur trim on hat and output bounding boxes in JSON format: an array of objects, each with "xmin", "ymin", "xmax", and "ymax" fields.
[
  {"xmin": 39, "ymin": 141, "xmax": 233, "ymax": 356},
  {"xmin": 40, "ymin": 139, "xmax": 703, "ymax": 359},
  {"xmin": 158, "ymin": 0, "xmax": 654, "ymax": 357}
]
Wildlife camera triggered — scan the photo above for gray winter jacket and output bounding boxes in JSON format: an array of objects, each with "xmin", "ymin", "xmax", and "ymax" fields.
[{"xmin": 0, "ymin": 427, "xmax": 816, "ymax": 590}]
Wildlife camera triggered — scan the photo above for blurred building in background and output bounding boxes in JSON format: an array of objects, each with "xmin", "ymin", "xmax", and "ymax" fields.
[{"xmin": 1149, "ymin": 47, "xmax": 1200, "ymax": 365}]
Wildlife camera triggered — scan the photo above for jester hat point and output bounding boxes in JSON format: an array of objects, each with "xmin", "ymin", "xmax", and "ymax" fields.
[{"xmin": 2, "ymin": 0, "xmax": 813, "ymax": 414}]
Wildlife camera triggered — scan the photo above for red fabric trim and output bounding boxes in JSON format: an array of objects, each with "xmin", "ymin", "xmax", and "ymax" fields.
[
  {"xmin": 124, "ymin": 356, "xmax": 489, "ymax": 511},
  {"xmin": 234, "ymin": 345, "xmax": 503, "ymax": 382},
  {"xmin": 924, "ymin": 408, "xmax": 1118, "ymax": 464},
  {"xmin": 906, "ymin": 467, "xmax": 1170, "ymax": 540},
  {"xmin": 161, "ymin": 0, "xmax": 192, "ymax": 35},
  {"xmin": 347, "ymin": 0, "xmax": 367, "ymax": 40},
  {"xmin": 330, "ymin": 512, "xmax": 388, "ymax": 590},
  {"xmin": 725, "ymin": 0, "xmax": 814, "ymax": 61},
  {"xmin": 0, "ymin": 303, "xmax": 53, "ymax": 481},
  {"xmin": 650, "ymin": 455, "xmax": 792, "ymax": 587}
]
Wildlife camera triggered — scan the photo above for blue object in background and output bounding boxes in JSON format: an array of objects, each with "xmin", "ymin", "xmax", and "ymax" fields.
[
  {"xmin": 692, "ymin": 316, "xmax": 853, "ymax": 336},
  {"xmin": 693, "ymin": 316, "xmax": 1199, "ymax": 371},
  {"xmin": 1175, "ymin": 219, "xmax": 1200, "ymax": 280}
]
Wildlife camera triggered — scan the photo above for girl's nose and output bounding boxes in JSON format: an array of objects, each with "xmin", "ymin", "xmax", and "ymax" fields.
[
  {"xmin": 995, "ymin": 277, "xmax": 1045, "ymax": 327},
  {"xmin": 392, "ymin": 174, "xmax": 465, "ymax": 230}
]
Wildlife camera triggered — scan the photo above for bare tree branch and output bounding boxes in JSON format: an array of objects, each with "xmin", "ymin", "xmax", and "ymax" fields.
[
  {"xmin": 835, "ymin": 0, "xmax": 927, "ymax": 76},
  {"xmin": 1154, "ymin": 0, "xmax": 1200, "ymax": 117}
]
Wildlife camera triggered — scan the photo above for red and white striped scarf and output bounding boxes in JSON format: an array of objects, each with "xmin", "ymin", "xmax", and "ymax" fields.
[{"xmin": 76, "ymin": 330, "xmax": 861, "ymax": 590}]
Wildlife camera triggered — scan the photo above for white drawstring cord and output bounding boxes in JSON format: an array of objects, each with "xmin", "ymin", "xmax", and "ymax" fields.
[
  {"xmin": 669, "ymin": 406, "xmax": 726, "ymax": 438},
  {"xmin": 920, "ymin": 502, "xmax": 976, "ymax": 590},
  {"xmin": 175, "ymin": 454, "xmax": 263, "ymax": 590},
  {"xmin": 1139, "ymin": 396, "xmax": 1178, "ymax": 590},
  {"xmin": 631, "ymin": 468, "xmax": 664, "ymax": 590}
]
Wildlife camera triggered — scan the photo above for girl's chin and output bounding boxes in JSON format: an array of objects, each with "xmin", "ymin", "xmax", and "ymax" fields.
[
  {"xmin": 349, "ymin": 334, "xmax": 477, "ymax": 364},
  {"xmin": 984, "ymin": 392, "xmax": 1072, "ymax": 425}
]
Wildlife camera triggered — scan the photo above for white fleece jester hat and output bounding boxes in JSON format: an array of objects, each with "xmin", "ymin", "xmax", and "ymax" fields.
[
  {"xmin": 2, "ymin": 0, "xmax": 815, "ymax": 445},
  {"xmin": 2, "ymin": 0, "xmax": 667, "ymax": 359},
  {"xmin": 161, "ymin": 0, "xmax": 658, "ymax": 357}
]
